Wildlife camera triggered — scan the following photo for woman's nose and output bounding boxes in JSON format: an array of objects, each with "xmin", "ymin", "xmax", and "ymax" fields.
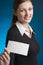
[{"xmin": 25, "ymin": 11, "xmax": 29, "ymax": 16}]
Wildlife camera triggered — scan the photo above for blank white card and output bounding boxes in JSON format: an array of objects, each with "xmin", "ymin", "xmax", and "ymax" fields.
[{"xmin": 7, "ymin": 40, "xmax": 30, "ymax": 56}]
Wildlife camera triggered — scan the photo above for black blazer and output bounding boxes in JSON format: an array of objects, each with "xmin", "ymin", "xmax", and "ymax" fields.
[{"xmin": 6, "ymin": 25, "xmax": 40, "ymax": 65}]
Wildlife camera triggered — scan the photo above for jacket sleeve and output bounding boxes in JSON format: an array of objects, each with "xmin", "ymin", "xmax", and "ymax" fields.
[{"xmin": 5, "ymin": 30, "xmax": 15, "ymax": 65}]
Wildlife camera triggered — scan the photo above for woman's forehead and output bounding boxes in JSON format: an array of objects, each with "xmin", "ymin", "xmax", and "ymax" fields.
[{"xmin": 18, "ymin": 1, "xmax": 33, "ymax": 9}]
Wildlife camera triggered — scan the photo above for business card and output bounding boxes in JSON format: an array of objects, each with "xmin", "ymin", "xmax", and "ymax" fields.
[{"xmin": 7, "ymin": 40, "xmax": 30, "ymax": 56}]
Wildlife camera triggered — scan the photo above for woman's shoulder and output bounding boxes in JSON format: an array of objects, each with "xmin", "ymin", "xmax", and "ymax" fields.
[
  {"xmin": 8, "ymin": 25, "xmax": 18, "ymax": 34},
  {"xmin": 7, "ymin": 25, "xmax": 19, "ymax": 37},
  {"xmin": 6, "ymin": 25, "xmax": 18, "ymax": 47},
  {"xmin": 6, "ymin": 25, "xmax": 19, "ymax": 40}
]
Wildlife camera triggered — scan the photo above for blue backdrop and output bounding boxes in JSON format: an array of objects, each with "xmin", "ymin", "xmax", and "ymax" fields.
[{"xmin": 0, "ymin": 0, "xmax": 43, "ymax": 65}]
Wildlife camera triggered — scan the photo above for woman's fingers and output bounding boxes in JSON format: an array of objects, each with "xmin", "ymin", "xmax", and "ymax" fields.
[
  {"xmin": 0, "ymin": 56, "xmax": 4, "ymax": 65},
  {"xmin": 4, "ymin": 48, "xmax": 10, "ymax": 55},
  {"xmin": 1, "ymin": 54, "xmax": 10, "ymax": 64},
  {"xmin": 0, "ymin": 48, "xmax": 10, "ymax": 65},
  {"xmin": 0, "ymin": 59, "xmax": 4, "ymax": 65},
  {"xmin": 4, "ymin": 51, "xmax": 10, "ymax": 61},
  {"xmin": 1, "ymin": 54, "xmax": 8, "ymax": 63},
  {"xmin": 0, "ymin": 56, "xmax": 3, "ymax": 60}
]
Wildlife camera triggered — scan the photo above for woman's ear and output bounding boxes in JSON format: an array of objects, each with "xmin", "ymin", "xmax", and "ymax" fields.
[{"xmin": 13, "ymin": 10, "xmax": 17, "ymax": 16}]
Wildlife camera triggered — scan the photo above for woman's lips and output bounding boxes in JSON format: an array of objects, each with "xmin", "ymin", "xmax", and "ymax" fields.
[
  {"xmin": 24, "ymin": 17, "xmax": 31, "ymax": 20},
  {"xmin": 24, "ymin": 16, "xmax": 31, "ymax": 20}
]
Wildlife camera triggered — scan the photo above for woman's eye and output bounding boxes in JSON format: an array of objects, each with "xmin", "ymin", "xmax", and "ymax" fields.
[
  {"xmin": 28, "ymin": 8, "xmax": 33, "ymax": 11},
  {"xmin": 20, "ymin": 10, "xmax": 24, "ymax": 12}
]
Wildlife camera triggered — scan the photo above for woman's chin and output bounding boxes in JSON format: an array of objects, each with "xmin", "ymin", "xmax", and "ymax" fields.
[{"xmin": 23, "ymin": 19, "xmax": 31, "ymax": 23}]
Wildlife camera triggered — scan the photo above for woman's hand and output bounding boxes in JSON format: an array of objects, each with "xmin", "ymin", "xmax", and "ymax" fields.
[{"xmin": 0, "ymin": 48, "xmax": 10, "ymax": 65}]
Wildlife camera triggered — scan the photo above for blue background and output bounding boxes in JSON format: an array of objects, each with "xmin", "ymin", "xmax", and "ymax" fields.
[{"xmin": 0, "ymin": 0, "xmax": 43, "ymax": 65}]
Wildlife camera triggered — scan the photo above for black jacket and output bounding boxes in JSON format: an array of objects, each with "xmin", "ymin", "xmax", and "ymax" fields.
[{"xmin": 6, "ymin": 25, "xmax": 40, "ymax": 65}]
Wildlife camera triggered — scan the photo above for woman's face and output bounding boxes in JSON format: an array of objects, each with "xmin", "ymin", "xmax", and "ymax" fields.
[{"xmin": 15, "ymin": 1, "xmax": 33, "ymax": 24}]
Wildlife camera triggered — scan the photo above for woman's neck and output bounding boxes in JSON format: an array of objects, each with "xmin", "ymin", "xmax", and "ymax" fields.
[
  {"xmin": 21, "ymin": 22, "xmax": 28, "ymax": 29},
  {"xmin": 18, "ymin": 21, "xmax": 31, "ymax": 33},
  {"xmin": 22, "ymin": 23, "xmax": 30, "ymax": 31}
]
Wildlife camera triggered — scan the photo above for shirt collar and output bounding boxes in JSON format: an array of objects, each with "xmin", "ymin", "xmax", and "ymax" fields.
[{"xmin": 15, "ymin": 21, "xmax": 34, "ymax": 36}]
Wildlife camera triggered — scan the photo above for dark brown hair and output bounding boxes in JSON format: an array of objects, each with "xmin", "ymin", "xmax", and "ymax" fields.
[{"xmin": 12, "ymin": 0, "xmax": 32, "ymax": 26}]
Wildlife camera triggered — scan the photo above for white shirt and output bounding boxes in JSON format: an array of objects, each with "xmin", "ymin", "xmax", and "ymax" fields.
[{"xmin": 15, "ymin": 21, "xmax": 34, "ymax": 38}]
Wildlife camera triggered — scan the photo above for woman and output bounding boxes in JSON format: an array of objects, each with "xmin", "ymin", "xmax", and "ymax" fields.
[{"xmin": 0, "ymin": 0, "xmax": 40, "ymax": 65}]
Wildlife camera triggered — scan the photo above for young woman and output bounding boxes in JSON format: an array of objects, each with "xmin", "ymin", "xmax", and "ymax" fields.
[{"xmin": 0, "ymin": 0, "xmax": 40, "ymax": 65}]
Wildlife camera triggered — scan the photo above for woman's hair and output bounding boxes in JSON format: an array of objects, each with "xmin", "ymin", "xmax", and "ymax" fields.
[{"xmin": 12, "ymin": 0, "xmax": 32, "ymax": 26}]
